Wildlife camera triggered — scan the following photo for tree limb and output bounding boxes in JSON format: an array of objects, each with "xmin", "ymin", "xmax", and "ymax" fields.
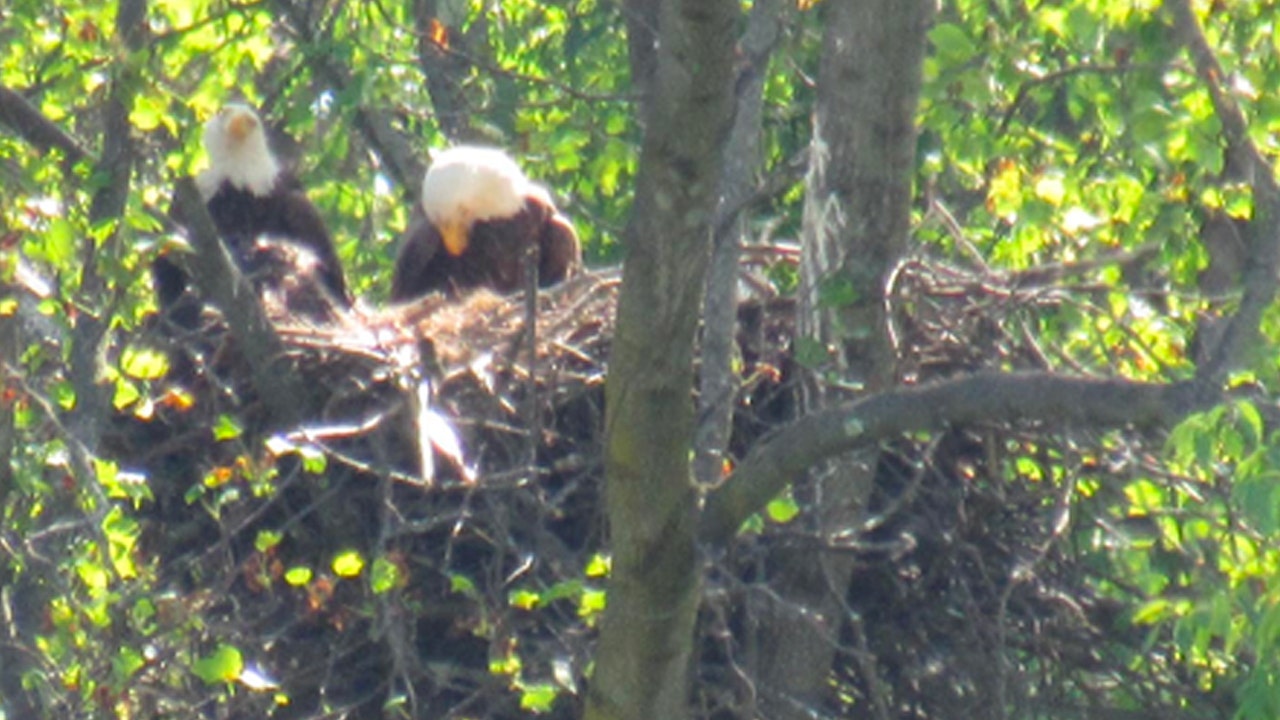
[
  {"xmin": 170, "ymin": 178, "xmax": 308, "ymax": 426},
  {"xmin": 67, "ymin": 0, "xmax": 148, "ymax": 452},
  {"xmin": 699, "ymin": 372, "xmax": 1200, "ymax": 548},
  {"xmin": 0, "ymin": 84, "xmax": 91, "ymax": 163},
  {"xmin": 695, "ymin": 0, "xmax": 785, "ymax": 485},
  {"xmin": 590, "ymin": 0, "xmax": 738, "ymax": 716},
  {"xmin": 1166, "ymin": 0, "xmax": 1280, "ymax": 393}
]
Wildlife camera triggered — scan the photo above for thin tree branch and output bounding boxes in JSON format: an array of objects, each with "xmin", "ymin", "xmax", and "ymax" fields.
[
  {"xmin": 699, "ymin": 372, "xmax": 1200, "ymax": 548},
  {"xmin": 1166, "ymin": 0, "xmax": 1280, "ymax": 392},
  {"xmin": 66, "ymin": 0, "xmax": 148, "ymax": 451},
  {"xmin": 272, "ymin": 0, "xmax": 427, "ymax": 198},
  {"xmin": 996, "ymin": 63, "xmax": 1140, "ymax": 136}
]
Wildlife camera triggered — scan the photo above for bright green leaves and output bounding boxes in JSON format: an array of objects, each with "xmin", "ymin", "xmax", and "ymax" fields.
[
  {"xmin": 331, "ymin": 549, "xmax": 365, "ymax": 578},
  {"xmin": 928, "ymin": 23, "xmax": 977, "ymax": 67},
  {"xmin": 35, "ymin": 217, "xmax": 79, "ymax": 267},
  {"xmin": 284, "ymin": 565, "xmax": 312, "ymax": 586},
  {"xmin": 1104, "ymin": 402, "xmax": 1280, "ymax": 716},
  {"xmin": 369, "ymin": 556, "xmax": 402, "ymax": 594},
  {"xmin": 192, "ymin": 644, "xmax": 244, "ymax": 685}
]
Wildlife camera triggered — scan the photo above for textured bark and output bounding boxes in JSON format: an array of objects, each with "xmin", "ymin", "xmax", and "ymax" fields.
[
  {"xmin": 587, "ymin": 0, "xmax": 737, "ymax": 718},
  {"xmin": 171, "ymin": 179, "xmax": 309, "ymax": 427},
  {"xmin": 67, "ymin": 0, "xmax": 148, "ymax": 451},
  {"xmin": 694, "ymin": 0, "xmax": 784, "ymax": 486},
  {"xmin": 757, "ymin": 1, "xmax": 934, "ymax": 716},
  {"xmin": 622, "ymin": 0, "xmax": 660, "ymax": 119}
]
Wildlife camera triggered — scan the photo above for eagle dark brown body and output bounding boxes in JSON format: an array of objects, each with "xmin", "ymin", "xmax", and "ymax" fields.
[
  {"xmin": 391, "ymin": 197, "xmax": 580, "ymax": 301},
  {"xmin": 203, "ymin": 174, "xmax": 348, "ymax": 303},
  {"xmin": 153, "ymin": 103, "xmax": 350, "ymax": 326},
  {"xmin": 389, "ymin": 146, "xmax": 582, "ymax": 303}
]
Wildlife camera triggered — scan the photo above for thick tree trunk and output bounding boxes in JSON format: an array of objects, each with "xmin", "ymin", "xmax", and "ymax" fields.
[
  {"xmin": 587, "ymin": 1, "xmax": 738, "ymax": 718},
  {"xmin": 756, "ymin": 1, "xmax": 934, "ymax": 717}
]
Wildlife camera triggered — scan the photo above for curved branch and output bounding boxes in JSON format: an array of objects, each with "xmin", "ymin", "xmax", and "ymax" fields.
[{"xmin": 699, "ymin": 372, "xmax": 1200, "ymax": 548}]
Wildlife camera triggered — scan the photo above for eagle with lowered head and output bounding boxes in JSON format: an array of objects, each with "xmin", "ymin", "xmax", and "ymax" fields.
[
  {"xmin": 390, "ymin": 146, "xmax": 581, "ymax": 302},
  {"xmin": 154, "ymin": 103, "xmax": 351, "ymax": 318}
]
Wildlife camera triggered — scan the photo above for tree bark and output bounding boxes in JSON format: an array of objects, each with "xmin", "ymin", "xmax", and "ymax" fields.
[
  {"xmin": 694, "ymin": 0, "xmax": 784, "ymax": 487},
  {"xmin": 169, "ymin": 179, "xmax": 310, "ymax": 428},
  {"xmin": 756, "ymin": 1, "xmax": 934, "ymax": 716},
  {"xmin": 67, "ymin": 0, "xmax": 148, "ymax": 454},
  {"xmin": 587, "ymin": 0, "xmax": 738, "ymax": 718}
]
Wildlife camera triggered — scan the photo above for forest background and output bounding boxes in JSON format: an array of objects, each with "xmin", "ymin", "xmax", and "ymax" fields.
[{"xmin": 4, "ymin": 0, "xmax": 1280, "ymax": 719}]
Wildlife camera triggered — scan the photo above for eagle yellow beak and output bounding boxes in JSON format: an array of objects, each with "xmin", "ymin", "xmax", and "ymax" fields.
[
  {"xmin": 439, "ymin": 219, "xmax": 470, "ymax": 256},
  {"xmin": 227, "ymin": 111, "xmax": 257, "ymax": 143}
]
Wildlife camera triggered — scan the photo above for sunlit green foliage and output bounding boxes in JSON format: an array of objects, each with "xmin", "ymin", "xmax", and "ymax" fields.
[{"xmin": 4, "ymin": 0, "xmax": 1280, "ymax": 717}]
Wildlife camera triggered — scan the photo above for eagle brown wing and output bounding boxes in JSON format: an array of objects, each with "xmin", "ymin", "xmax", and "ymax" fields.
[
  {"xmin": 538, "ymin": 211, "xmax": 581, "ymax": 287},
  {"xmin": 276, "ymin": 177, "xmax": 350, "ymax": 306},
  {"xmin": 390, "ymin": 206, "xmax": 448, "ymax": 302}
]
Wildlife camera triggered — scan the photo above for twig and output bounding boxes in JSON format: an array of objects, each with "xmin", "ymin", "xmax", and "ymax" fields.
[{"xmin": 996, "ymin": 63, "xmax": 1136, "ymax": 136}]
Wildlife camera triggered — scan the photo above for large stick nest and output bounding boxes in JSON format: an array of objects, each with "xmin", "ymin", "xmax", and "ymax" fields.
[{"xmin": 104, "ymin": 246, "xmax": 1216, "ymax": 719}]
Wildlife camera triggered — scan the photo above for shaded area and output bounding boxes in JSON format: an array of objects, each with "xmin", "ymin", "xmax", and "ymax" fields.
[{"xmin": 99, "ymin": 248, "xmax": 1225, "ymax": 718}]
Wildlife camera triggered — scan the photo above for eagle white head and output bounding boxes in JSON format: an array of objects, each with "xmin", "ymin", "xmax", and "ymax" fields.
[
  {"xmin": 196, "ymin": 103, "xmax": 280, "ymax": 200},
  {"xmin": 420, "ymin": 146, "xmax": 535, "ymax": 256}
]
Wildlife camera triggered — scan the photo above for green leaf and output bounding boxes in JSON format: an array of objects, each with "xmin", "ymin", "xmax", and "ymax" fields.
[
  {"xmin": 370, "ymin": 556, "xmax": 401, "ymax": 594},
  {"xmin": 192, "ymin": 644, "xmax": 244, "ymax": 685},
  {"xmin": 112, "ymin": 646, "xmax": 147, "ymax": 685},
  {"xmin": 584, "ymin": 554, "xmax": 610, "ymax": 578},
  {"xmin": 509, "ymin": 588, "xmax": 541, "ymax": 610},
  {"xmin": 519, "ymin": 682, "xmax": 559, "ymax": 713},
  {"xmin": 285, "ymin": 566, "xmax": 313, "ymax": 586},
  {"xmin": 212, "ymin": 414, "xmax": 243, "ymax": 441},
  {"xmin": 929, "ymin": 23, "xmax": 977, "ymax": 64},
  {"xmin": 766, "ymin": 492, "xmax": 800, "ymax": 524},
  {"xmin": 120, "ymin": 346, "xmax": 169, "ymax": 380},
  {"xmin": 794, "ymin": 336, "xmax": 831, "ymax": 369},
  {"xmin": 331, "ymin": 550, "xmax": 364, "ymax": 578},
  {"xmin": 578, "ymin": 588, "xmax": 607, "ymax": 618},
  {"xmin": 42, "ymin": 218, "xmax": 78, "ymax": 266},
  {"xmin": 255, "ymin": 530, "xmax": 283, "ymax": 553}
]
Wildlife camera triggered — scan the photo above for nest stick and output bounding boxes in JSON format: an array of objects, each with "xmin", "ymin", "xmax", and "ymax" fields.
[{"xmin": 522, "ymin": 241, "xmax": 541, "ymax": 473}]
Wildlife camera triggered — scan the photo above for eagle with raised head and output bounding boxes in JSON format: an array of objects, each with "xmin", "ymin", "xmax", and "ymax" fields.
[
  {"xmin": 154, "ymin": 103, "xmax": 350, "ymax": 318},
  {"xmin": 389, "ymin": 146, "xmax": 581, "ymax": 302}
]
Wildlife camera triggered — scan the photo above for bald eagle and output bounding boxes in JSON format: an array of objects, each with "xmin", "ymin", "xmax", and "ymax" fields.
[
  {"xmin": 155, "ymin": 103, "xmax": 350, "ymax": 319},
  {"xmin": 389, "ymin": 146, "xmax": 581, "ymax": 302}
]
